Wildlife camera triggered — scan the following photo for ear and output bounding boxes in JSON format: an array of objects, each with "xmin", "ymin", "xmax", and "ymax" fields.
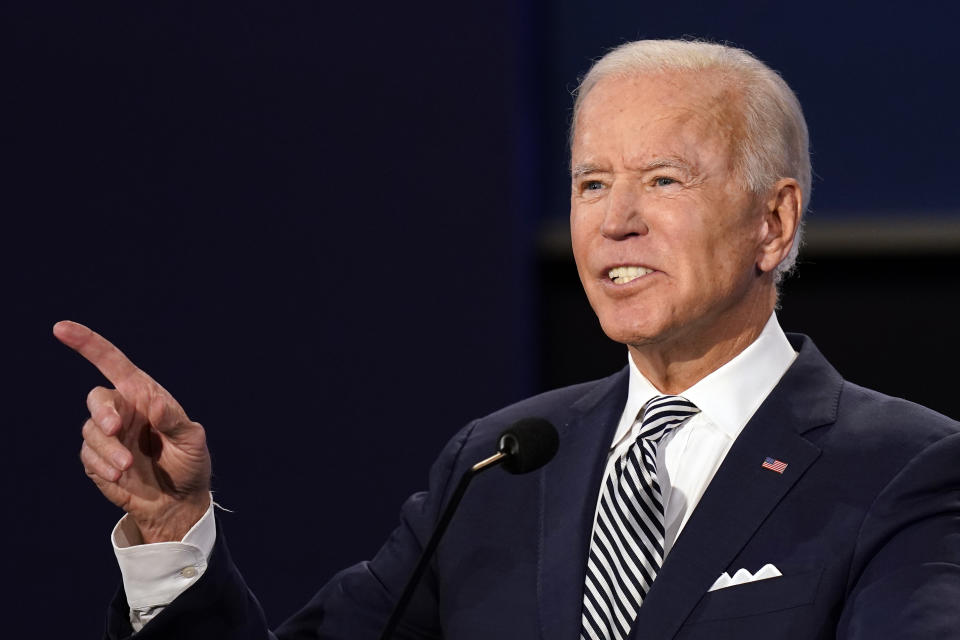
[{"xmin": 756, "ymin": 178, "xmax": 802, "ymax": 274}]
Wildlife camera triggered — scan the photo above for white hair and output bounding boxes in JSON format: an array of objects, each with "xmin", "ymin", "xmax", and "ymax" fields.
[{"xmin": 572, "ymin": 39, "xmax": 811, "ymax": 281}]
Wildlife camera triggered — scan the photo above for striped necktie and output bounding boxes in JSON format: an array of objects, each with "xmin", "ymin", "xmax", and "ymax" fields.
[{"xmin": 580, "ymin": 395, "xmax": 700, "ymax": 640}]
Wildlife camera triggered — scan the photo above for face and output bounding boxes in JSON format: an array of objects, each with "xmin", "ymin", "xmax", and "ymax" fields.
[{"xmin": 570, "ymin": 71, "xmax": 774, "ymax": 355}]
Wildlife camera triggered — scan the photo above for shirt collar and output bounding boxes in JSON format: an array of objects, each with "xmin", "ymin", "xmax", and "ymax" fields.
[{"xmin": 612, "ymin": 313, "xmax": 798, "ymax": 449}]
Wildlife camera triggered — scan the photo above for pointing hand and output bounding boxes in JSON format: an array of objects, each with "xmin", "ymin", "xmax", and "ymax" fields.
[{"xmin": 55, "ymin": 321, "xmax": 211, "ymax": 543}]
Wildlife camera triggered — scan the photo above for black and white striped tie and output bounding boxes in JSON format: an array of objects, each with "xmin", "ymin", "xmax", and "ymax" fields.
[{"xmin": 580, "ymin": 395, "xmax": 700, "ymax": 640}]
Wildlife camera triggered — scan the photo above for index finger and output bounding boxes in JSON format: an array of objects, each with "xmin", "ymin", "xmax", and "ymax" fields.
[{"xmin": 53, "ymin": 320, "xmax": 141, "ymax": 387}]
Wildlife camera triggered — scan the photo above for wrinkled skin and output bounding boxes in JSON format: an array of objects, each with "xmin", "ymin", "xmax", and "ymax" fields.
[{"xmin": 56, "ymin": 320, "xmax": 211, "ymax": 542}]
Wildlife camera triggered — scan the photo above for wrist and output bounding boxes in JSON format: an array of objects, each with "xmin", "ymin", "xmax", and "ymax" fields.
[{"xmin": 135, "ymin": 492, "xmax": 212, "ymax": 543}]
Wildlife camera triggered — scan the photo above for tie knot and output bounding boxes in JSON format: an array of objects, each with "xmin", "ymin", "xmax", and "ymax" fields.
[{"xmin": 637, "ymin": 395, "xmax": 699, "ymax": 443}]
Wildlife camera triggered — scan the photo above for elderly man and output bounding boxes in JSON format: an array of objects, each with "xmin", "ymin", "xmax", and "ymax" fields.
[{"xmin": 58, "ymin": 39, "xmax": 960, "ymax": 639}]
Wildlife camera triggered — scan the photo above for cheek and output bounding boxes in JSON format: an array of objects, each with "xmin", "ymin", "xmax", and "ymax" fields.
[
  {"xmin": 570, "ymin": 229, "xmax": 589, "ymax": 275},
  {"xmin": 570, "ymin": 208, "xmax": 600, "ymax": 265},
  {"xmin": 570, "ymin": 236, "xmax": 598, "ymax": 298},
  {"xmin": 695, "ymin": 237, "xmax": 762, "ymax": 300},
  {"xmin": 688, "ymin": 202, "xmax": 762, "ymax": 266},
  {"xmin": 667, "ymin": 229, "xmax": 748, "ymax": 298}
]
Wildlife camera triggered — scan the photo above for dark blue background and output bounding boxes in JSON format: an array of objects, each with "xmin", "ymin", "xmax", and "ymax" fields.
[{"xmin": 5, "ymin": 1, "xmax": 958, "ymax": 636}]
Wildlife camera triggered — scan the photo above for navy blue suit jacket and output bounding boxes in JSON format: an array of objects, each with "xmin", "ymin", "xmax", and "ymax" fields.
[{"xmin": 107, "ymin": 335, "xmax": 960, "ymax": 638}]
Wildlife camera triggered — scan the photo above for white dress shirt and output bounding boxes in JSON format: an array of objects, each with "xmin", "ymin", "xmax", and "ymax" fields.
[
  {"xmin": 113, "ymin": 501, "xmax": 217, "ymax": 630},
  {"xmin": 114, "ymin": 313, "xmax": 796, "ymax": 630},
  {"xmin": 595, "ymin": 313, "xmax": 797, "ymax": 556}
]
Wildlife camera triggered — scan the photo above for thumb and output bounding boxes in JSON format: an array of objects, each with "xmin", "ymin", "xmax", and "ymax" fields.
[{"xmin": 148, "ymin": 394, "xmax": 195, "ymax": 440}]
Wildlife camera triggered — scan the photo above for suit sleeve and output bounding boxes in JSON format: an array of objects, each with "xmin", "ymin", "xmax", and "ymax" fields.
[
  {"xmin": 104, "ymin": 420, "xmax": 480, "ymax": 640},
  {"xmin": 838, "ymin": 431, "xmax": 960, "ymax": 639}
]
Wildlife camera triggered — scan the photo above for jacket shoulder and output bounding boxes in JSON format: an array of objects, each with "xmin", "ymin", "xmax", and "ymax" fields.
[
  {"xmin": 812, "ymin": 379, "xmax": 960, "ymax": 488},
  {"xmin": 837, "ymin": 380, "xmax": 960, "ymax": 445},
  {"xmin": 442, "ymin": 369, "xmax": 627, "ymax": 460},
  {"xmin": 477, "ymin": 369, "xmax": 626, "ymax": 431}
]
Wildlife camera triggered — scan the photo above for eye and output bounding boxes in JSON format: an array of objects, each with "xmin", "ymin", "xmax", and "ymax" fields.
[
  {"xmin": 583, "ymin": 180, "xmax": 604, "ymax": 191},
  {"xmin": 653, "ymin": 176, "xmax": 677, "ymax": 187}
]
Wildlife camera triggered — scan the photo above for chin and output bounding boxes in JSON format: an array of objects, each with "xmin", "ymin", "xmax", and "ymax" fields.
[
  {"xmin": 596, "ymin": 316, "xmax": 668, "ymax": 348},
  {"xmin": 586, "ymin": 286, "xmax": 682, "ymax": 346}
]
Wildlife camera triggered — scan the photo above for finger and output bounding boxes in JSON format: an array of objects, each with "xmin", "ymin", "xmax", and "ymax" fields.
[
  {"xmin": 86, "ymin": 386, "xmax": 125, "ymax": 436},
  {"xmin": 147, "ymin": 392, "xmax": 194, "ymax": 438},
  {"xmin": 81, "ymin": 418, "xmax": 132, "ymax": 472},
  {"xmin": 53, "ymin": 321, "xmax": 141, "ymax": 389},
  {"xmin": 80, "ymin": 440, "xmax": 122, "ymax": 483}
]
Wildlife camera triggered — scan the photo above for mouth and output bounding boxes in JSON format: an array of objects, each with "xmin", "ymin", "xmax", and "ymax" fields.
[{"xmin": 607, "ymin": 265, "xmax": 654, "ymax": 285}]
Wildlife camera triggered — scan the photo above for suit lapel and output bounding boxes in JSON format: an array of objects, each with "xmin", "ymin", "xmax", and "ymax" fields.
[
  {"xmin": 538, "ymin": 369, "xmax": 629, "ymax": 640},
  {"xmin": 629, "ymin": 334, "xmax": 841, "ymax": 639}
]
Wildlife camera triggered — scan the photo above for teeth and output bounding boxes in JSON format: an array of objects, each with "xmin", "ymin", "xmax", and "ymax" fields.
[{"xmin": 608, "ymin": 265, "xmax": 652, "ymax": 284}]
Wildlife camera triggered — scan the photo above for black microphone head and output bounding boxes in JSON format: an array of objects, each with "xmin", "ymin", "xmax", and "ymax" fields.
[{"xmin": 497, "ymin": 418, "xmax": 559, "ymax": 474}]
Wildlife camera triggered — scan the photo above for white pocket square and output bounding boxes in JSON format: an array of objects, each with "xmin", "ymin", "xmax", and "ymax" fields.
[{"xmin": 708, "ymin": 564, "xmax": 782, "ymax": 591}]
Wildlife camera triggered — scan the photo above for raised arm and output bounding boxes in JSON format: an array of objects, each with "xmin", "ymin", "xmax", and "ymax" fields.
[{"xmin": 54, "ymin": 320, "xmax": 211, "ymax": 542}]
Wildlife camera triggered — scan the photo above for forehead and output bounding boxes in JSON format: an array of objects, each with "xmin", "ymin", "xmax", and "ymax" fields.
[{"xmin": 572, "ymin": 70, "xmax": 743, "ymax": 168}]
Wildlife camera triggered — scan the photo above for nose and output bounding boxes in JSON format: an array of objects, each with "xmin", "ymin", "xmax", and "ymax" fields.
[{"xmin": 600, "ymin": 181, "xmax": 648, "ymax": 240}]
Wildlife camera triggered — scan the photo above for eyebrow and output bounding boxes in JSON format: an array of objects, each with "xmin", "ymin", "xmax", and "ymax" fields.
[
  {"xmin": 640, "ymin": 157, "xmax": 697, "ymax": 175},
  {"xmin": 570, "ymin": 163, "xmax": 605, "ymax": 179},
  {"xmin": 571, "ymin": 157, "xmax": 698, "ymax": 179}
]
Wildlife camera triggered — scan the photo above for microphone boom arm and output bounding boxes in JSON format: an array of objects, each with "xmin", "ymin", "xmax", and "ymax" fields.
[
  {"xmin": 378, "ymin": 418, "xmax": 557, "ymax": 639},
  {"xmin": 378, "ymin": 450, "xmax": 507, "ymax": 639}
]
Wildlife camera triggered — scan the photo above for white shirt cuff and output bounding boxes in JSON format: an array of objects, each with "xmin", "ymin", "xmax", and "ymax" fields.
[{"xmin": 112, "ymin": 500, "xmax": 217, "ymax": 610}]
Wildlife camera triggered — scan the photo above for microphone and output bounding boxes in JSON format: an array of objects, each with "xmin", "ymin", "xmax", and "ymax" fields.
[
  {"xmin": 497, "ymin": 417, "xmax": 560, "ymax": 474},
  {"xmin": 378, "ymin": 418, "xmax": 559, "ymax": 640}
]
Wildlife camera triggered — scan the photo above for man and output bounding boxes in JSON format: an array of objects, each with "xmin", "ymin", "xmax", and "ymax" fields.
[{"xmin": 58, "ymin": 39, "xmax": 960, "ymax": 639}]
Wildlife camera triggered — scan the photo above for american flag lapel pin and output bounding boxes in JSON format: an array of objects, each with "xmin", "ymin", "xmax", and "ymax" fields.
[{"xmin": 762, "ymin": 456, "xmax": 788, "ymax": 474}]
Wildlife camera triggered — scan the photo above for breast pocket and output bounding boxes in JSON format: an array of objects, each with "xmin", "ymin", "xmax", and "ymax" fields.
[{"xmin": 685, "ymin": 566, "xmax": 823, "ymax": 624}]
